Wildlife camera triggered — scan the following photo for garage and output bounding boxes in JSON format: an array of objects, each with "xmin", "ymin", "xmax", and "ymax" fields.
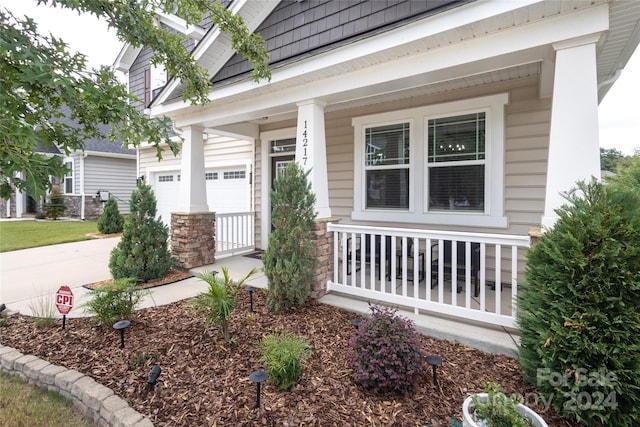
[{"xmin": 152, "ymin": 166, "xmax": 251, "ymax": 228}]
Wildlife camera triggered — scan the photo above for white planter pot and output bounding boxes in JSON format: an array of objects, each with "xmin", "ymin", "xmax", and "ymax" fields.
[{"xmin": 462, "ymin": 393, "xmax": 548, "ymax": 427}]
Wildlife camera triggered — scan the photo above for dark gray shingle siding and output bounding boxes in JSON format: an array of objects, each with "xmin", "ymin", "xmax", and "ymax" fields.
[{"xmin": 212, "ymin": 0, "xmax": 471, "ymax": 84}]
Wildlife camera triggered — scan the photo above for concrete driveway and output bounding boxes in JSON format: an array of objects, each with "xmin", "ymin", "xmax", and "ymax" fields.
[
  {"xmin": 0, "ymin": 236, "xmax": 266, "ymax": 318},
  {"xmin": 0, "ymin": 238, "xmax": 119, "ymax": 314}
]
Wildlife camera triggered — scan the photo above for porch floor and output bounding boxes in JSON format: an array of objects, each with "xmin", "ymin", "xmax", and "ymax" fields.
[{"xmin": 209, "ymin": 254, "xmax": 520, "ymax": 357}]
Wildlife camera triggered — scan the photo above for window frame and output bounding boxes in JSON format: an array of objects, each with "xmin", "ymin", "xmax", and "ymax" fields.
[
  {"xmin": 63, "ymin": 158, "xmax": 74, "ymax": 194},
  {"xmin": 364, "ymin": 121, "xmax": 412, "ymax": 210},
  {"xmin": 352, "ymin": 93, "xmax": 508, "ymax": 228},
  {"xmin": 425, "ymin": 111, "xmax": 487, "ymax": 213}
]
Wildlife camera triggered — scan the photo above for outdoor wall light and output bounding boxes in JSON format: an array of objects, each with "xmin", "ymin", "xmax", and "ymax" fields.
[
  {"xmin": 425, "ymin": 355, "xmax": 443, "ymax": 385},
  {"xmin": 249, "ymin": 370, "xmax": 268, "ymax": 408},
  {"xmin": 113, "ymin": 320, "xmax": 131, "ymax": 348},
  {"xmin": 98, "ymin": 190, "xmax": 110, "ymax": 203},
  {"xmin": 246, "ymin": 286, "xmax": 255, "ymax": 313},
  {"xmin": 148, "ymin": 365, "xmax": 162, "ymax": 391}
]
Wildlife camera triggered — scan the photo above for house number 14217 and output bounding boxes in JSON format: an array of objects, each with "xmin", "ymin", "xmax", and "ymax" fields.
[{"xmin": 301, "ymin": 120, "xmax": 309, "ymax": 165}]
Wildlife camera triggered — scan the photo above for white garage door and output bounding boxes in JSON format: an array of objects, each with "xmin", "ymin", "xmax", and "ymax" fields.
[
  {"xmin": 153, "ymin": 167, "xmax": 250, "ymax": 228},
  {"xmin": 154, "ymin": 172, "xmax": 180, "ymax": 226}
]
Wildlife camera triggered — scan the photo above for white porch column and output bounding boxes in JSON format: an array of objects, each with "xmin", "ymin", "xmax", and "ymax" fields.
[
  {"xmin": 542, "ymin": 36, "xmax": 601, "ymax": 229},
  {"xmin": 178, "ymin": 125, "xmax": 209, "ymax": 213},
  {"xmin": 296, "ymin": 100, "xmax": 331, "ymax": 218}
]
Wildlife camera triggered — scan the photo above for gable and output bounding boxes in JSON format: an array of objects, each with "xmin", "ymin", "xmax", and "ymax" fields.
[{"xmin": 212, "ymin": 0, "xmax": 471, "ymax": 85}]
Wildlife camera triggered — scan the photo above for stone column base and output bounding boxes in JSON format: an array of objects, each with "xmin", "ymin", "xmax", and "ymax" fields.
[
  {"xmin": 171, "ymin": 212, "xmax": 216, "ymax": 269},
  {"xmin": 310, "ymin": 217, "xmax": 340, "ymax": 299}
]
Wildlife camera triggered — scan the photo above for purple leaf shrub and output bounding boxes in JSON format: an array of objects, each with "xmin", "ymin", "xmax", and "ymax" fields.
[{"xmin": 349, "ymin": 305, "xmax": 425, "ymax": 394}]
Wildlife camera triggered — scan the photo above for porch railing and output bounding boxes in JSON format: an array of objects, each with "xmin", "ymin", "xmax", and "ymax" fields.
[
  {"xmin": 215, "ymin": 212, "xmax": 255, "ymax": 257},
  {"xmin": 327, "ymin": 223, "xmax": 531, "ymax": 329}
]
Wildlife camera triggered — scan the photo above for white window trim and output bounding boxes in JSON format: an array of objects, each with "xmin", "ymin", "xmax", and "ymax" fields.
[
  {"xmin": 352, "ymin": 93, "xmax": 508, "ymax": 228},
  {"xmin": 63, "ymin": 157, "xmax": 74, "ymax": 194}
]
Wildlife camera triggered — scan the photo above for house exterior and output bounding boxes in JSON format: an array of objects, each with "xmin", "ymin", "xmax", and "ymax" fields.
[
  {"xmin": 117, "ymin": 0, "xmax": 640, "ymax": 328},
  {"xmin": 61, "ymin": 138, "xmax": 138, "ymax": 218},
  {"xmin": 1, "ymin": 129, "xmax": 137, "ymax": 220},
  {"xmin": 115, "ymin": 14, "xmax": 255, "ymax": 229}
]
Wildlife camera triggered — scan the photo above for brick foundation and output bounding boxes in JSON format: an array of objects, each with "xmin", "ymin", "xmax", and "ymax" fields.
[
  {"xmin": 309, "ymin": 217, "xmax": 340, "ymax": 299},
  {"xmin": 170, "ymin": 212, "xmax": 216, "ymax": 269}
]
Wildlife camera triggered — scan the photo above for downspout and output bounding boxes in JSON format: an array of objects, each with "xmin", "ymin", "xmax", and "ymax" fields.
[
  {"xmin": 80, "ymin": 151, "xmax": 87, "ymax": 220},
  {"xmin": 15, "ymin": 172, "xmax": 23, "ymax": 218},
  {"xmin": 6, "ymin": 178, "xmax": 11, "ymax": 216}
]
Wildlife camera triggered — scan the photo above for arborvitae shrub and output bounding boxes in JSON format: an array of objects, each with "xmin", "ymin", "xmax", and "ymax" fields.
[
  {"xmin": 518, "ymin": 179, "xmax": 640, "ymax": 426},
  {"xmin": 262, "ymin": 162, "xmax": 317, "ymax": 313},
  {"xmin": 97, "ymin": 197, "xmax": 124, "ymax": 234},
  {"xmin": 349, "ymin": 305, "xmax": 424, "ymax": 395},
  {"xmin": 109, "ymin": 182, "xmax": 174, "ymax": 283},
  {"xmin": 44, "ymin": 186, "xmax": 65, "ymax": 219}
]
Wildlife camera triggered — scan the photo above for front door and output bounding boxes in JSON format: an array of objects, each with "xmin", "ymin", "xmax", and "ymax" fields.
[
  {"xmin": 270, "ymin": 155, "xmax": 294, "ymax": 230},
  {"xmin": 272, "ymin": 155, "xmax": 295, "ymax": 184}
]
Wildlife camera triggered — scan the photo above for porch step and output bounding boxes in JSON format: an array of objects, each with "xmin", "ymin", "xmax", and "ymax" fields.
[{"xmin": 318, "ymin": 292, "xmax": 520, "ymax": 357}]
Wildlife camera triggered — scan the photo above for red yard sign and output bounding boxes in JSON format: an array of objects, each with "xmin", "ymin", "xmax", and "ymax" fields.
[{"xmin": 55, "ymin": 285, "xmax": 74, "ymax": 315}]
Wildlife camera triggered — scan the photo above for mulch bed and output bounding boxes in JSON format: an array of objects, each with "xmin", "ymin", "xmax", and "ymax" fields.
[
  {"xmin": 0, "ymin": 288, "xmax": 582, "ymax": 426},
  {"xmin": 83, "ymin": 268, "xmax": 193, "ymax": 291}
]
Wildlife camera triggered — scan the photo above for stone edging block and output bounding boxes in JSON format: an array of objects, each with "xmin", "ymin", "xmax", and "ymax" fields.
[{"xmin": 0, "ymin": 344, "xmax": 153, "ymax": 427}]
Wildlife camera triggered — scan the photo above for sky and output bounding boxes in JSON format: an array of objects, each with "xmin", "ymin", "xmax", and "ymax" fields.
[{"xmin": 2, "ymin": 0, "xmax": 639, "ymax": 155}]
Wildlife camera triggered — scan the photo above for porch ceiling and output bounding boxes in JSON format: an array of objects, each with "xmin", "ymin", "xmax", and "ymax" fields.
[{"xmin": 244, "ymin": 62, "xmax": 543, "ymax": 126}]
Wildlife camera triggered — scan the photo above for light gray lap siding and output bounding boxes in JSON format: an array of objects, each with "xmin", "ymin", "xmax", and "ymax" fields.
[{"xmin": 84, "ymin": 156, "xmax": 137, "ymax": 214}]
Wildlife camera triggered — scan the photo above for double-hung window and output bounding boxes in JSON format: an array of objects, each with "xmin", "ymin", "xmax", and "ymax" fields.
[
  {"xmin": 427, "ymin": 113, "xmax": 485, "ymax": 212},
  {"xmin": 353, "ymin": 94, "xmax": 507, "ymax": 228},
  {"xmin": 63, "ymin": 160, "xmax": 73, "ymax": 194},
  {"xmin": 365, "ymin": 123, "xmax": 410, "ymax": 209}
]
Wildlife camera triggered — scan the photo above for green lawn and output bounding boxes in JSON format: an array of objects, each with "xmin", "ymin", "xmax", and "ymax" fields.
[
  {"xmin": 0, "ymin": 220, "xmax": 98, "ymax": 252},
  {"xmin": 0, "ymin": 371, "xmax": 95, "ymax": 427}
]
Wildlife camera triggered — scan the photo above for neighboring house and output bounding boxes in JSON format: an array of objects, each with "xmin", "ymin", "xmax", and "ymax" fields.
[
  {"xmin": 1, "ymin": 142, "xmax": 62, "ymax": 219},
  {"xmin": 115, "ymin": 0, "xmax": 640, "ymax": 329},
  {"xmin": 1, "ymin": 121, "xmax": 137, "ymax": 220},
  {"xmin": 60, "ymin": 137, "xmax": 138, "ymax": 219}
]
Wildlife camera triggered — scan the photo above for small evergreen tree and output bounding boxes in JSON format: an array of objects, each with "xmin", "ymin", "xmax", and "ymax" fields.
[
  {"xmin": 262, "ymin": 162, "xmax": 317, "ymax": 312},
  {"xmin": 109, "ymin": 182, "xmax": 174, "ymax": 283},
  {"xmin": 44, "ymin": 186, "xmax": 65, "ymax": 219},
  {"xmin": 97, "ymin": 196, "xmax": 124, "ymax": 234},
  {"xmin": 518, "ymin": 179, "xmax": 640, "ymax": 426}
]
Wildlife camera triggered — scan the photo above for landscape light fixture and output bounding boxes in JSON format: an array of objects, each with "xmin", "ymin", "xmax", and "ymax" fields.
[
  {"xmin": 425, "ymin": 355, "xmax": 443, "ymax": 385},
  {"xmin": 249, "ymin": 370, "xmax": 268, "ymax": 408},
  {"xmin": 246, "ymin": 286, "xmax": 255, "ymax": 313},
  {"xmin": 0, "ymin": 303, "xmax": 6, "ymax": 314},
  {"xmin": 350, "ymin": 318, "xmax": 361, "ymax": 329},
  {"xmin": 148, "ymin": 365, "xmax": 162, "ymax": 391},
  {"xmin": 113, "ymin": 320, "xmax": 131, "ymax": 349}
]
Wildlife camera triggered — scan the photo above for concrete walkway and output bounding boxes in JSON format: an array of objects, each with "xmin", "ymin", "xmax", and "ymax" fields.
[{"xmin": 0, "ymin": 237, "xmax": 519, "ymax": 356}]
